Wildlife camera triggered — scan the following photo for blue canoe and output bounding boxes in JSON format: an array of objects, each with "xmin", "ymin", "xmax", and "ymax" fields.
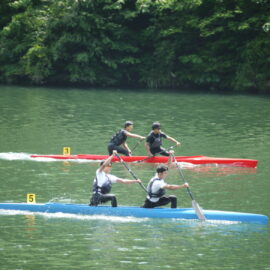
[{"xmin": 0, "ymin": 203, "xmax": 268, "ymax": 224}]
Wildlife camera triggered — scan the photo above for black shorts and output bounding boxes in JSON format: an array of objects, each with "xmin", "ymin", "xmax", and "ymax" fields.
[
  {"xmin": 108, "ymin": 143, "xmax": 130, "ymax": 156},
  {"xmin": 142, "ymin": 196, "xmax": 177, "ymax": 208},
  {"xmin": 150, "ymin": 147, "xmax": 169, "ymax": 156},
  {"xmin": 90, "ymin": 193, "xmax": 117, "ymax": 207}
]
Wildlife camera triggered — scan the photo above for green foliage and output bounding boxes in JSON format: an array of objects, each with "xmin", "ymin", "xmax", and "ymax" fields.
[{"xmin": 0, "ymin": 0, "xmax": 269, "ymax": 93}]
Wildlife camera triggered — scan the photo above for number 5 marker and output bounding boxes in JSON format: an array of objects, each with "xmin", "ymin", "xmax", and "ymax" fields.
[{"xmin": 27, "ymin": 193, "xmax": 36, "ymax": 203}]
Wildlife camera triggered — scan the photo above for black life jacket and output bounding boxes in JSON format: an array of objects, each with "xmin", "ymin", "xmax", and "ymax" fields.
[
  {"xmin": 92, "ymin": 175, "xmax": 112, "ymax": 194},
  {"xmin": 147, "ymin": 178, "xmax": 166, "ymax": 199},
  {"xmin": 150, "ymin": 133, "xmax": 162, "ymax": 148},
  {"xmin": 110, "ymin": 129, "xmax": 127, "ymax": 146}
]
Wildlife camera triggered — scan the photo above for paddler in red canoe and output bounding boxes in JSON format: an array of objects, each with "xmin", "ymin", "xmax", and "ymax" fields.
[
  {"xmin": 108, "ymin": 121, "xmax": 145, "ymax": 156},
  {"xmin": 145, "ymin": 122, "xmax": 181, "ymax": 157}
]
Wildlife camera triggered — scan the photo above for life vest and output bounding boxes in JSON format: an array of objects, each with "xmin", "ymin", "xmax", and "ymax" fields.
[
  {"xmin": 147, "ymin": 178, "xmax": 166, "ymax": 199},
  {"xmin": 92, "ymin": 175, "xmax": 112, "ymax": 194},
  {"xmin": 150, "ymin": 133, "xmax": 162, "ymax": 148},
  {"xmin": 110, "ymin": 129, "xmax": 127, "ymax": 146}
]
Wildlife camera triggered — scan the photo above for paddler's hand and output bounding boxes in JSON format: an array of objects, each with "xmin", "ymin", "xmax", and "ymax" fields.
[
  {"xmin": 176, "ymin": 142, "xmax": 181, "ymax": 147},
  {"xmin": 169, "ymin": 150, "xmax": 175, "ymax": 155},
  {"xmin": 136, "ymin": 179, "xmax": 142, "ymax": 183},
  {"xmin": 112, "ymin": 150, "xmax": 118, "ymax": 156},
  {"xmin": 140, "ymin": 136, "xmax": 146, "ymax": 140},
  {"xmin": 183, "ymin": 183, "xmax": 189, "ymax": 188}
]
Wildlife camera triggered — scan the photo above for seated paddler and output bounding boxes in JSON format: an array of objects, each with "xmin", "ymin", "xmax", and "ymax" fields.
[
  {"xmin": 142, "ymin": 151, "xmax": 189, "ymax": 208},
  {"xmin": 108, "ymin": 121, "xmax": 145, "ymax": 156},
  {"xmin": 90, "ymin": 150, "xmax": 142, "ymax": 207}
]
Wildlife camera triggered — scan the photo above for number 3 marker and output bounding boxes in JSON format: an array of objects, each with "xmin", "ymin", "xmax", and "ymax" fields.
[{"xmin": 63, "ymin": 147, "xmax": 71, "ymax": 156}]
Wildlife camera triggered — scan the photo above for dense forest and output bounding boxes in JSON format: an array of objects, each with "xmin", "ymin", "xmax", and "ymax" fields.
[{"xmin": 0, "ymin": 0, "xmax": 269, "ymax": 93}]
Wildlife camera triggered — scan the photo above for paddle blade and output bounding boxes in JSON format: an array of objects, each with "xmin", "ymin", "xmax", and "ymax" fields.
[{"xmin": 192, "ymin": 200, "xmax": 206, "ymax": 221}]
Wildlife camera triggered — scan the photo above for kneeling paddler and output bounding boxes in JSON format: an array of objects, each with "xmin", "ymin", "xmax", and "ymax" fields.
[
  {"xmin": 108, "ymin": 121, "xmax": 145, "ymax": 156},
  {"xmin": 145, "ymin": 122, "xmax": 180, "ymax": 157},
  {"xmin": 89, "ymin": 150, "xmax": 142, "ymax": 207},
  {"xmin": 142, "ymin": 151, "xmax": 189, "ymax": 208}
]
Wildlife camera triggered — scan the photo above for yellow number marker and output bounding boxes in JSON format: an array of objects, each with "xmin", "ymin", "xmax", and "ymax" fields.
[
  {"xmin": 27, "ymin": 193, "xmax": 36, "ymax": 203},
  {"xmin": 63, "ymin": 147, "xmax": 71, "ymax": 156}
]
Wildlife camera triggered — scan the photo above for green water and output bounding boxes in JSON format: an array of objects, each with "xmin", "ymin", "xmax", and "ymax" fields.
[{"xmin": 0, "ymin": 86, "xmax": 270, "ymax": 270}]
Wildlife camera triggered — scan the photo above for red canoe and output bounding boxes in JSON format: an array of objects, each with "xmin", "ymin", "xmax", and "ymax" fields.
[{"xmin": 30, "ymin": 154, "xmax": 258, "ymax": 168}]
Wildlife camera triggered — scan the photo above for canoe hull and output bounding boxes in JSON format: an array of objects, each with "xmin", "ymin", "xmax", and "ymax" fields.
[
  {"xmin": 30, "ymin": 154, "xmax": 258, "ymax": 168},
  {"xmin": 0, "ymin": 203, "xmax": 267, "ymax": 224}
]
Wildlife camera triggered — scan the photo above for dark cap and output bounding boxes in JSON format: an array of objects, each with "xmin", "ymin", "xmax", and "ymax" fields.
[
  {"xmin": 156, "ymin": 164, "xmax": 168, "ymax": 173},
  {"xmin": 124, "ymin": 121, "xmax": 133, "ymax": 128},
  {"xmin": 152, "ymin": 121, "xmax": 161, "ymax": 130}
]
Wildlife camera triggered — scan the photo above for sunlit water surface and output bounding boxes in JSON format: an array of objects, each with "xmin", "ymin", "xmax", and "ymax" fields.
[{"xmin": 0, "ymin": 86, "xmax": 270, "ymax": 270}]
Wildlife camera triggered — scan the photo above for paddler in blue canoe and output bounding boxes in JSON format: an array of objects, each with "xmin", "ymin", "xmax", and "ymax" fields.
[
  {"xmin": 145, "ymin": 122, "xmax": 181, "ymax": 157},
  {"xmin": 108, "ymin": 121, "xmax": 145, "ymax": 156},
  {"xmin": 143, "ymin": 151, "xmax": 189, "ymax": 208},
  {"xmin": 89, "ymin": 150, "xmax": 142, "ymax": 207}
]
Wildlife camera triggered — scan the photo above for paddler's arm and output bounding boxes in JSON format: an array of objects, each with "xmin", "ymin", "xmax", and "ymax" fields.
[
  {"xmin": 166, "ymin": 135, "xmax": 181, "ymax": 147},
  {"xmin": 145, "ymin": 142, "xmax": 154, "ymax": 157},
  {"xmin": 98, "ymin": 151, "xmax": 116, "ymax": 172},
  {"xmin": 123, "ymin": 142, "xmax": 132, "ymax": 155},
  {"xmin": 164, "ymin": 183, "xmax": 189, "ymax": 190},
  {"xmin": 125, "ymin": 131, "xmax": 145, "ymax": 140},
  {"xmin": 116, "ymin": 178, "xmax": 142, "ymax": 184}
]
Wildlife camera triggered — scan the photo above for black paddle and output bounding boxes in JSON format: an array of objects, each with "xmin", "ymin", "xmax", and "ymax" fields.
[
  {"xmin": 115, "ymin": 153, "xmax": 148, "ymax": 193},
  {"xmin": 131, "ymin": 138, "xmax": 144, "ymax": 153},
  {"xmin": 171, "ymin": 152, "xmax": 206, "ymax": 221}
]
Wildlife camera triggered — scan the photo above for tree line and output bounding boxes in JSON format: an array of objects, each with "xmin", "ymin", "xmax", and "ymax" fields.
[{"xmin": 0, "ymin": 0, "xmax": 269, "ymax": 93}]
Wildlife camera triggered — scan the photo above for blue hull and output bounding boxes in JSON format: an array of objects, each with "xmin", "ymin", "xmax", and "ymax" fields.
[{"xmin": 0, "ymin": 203, "xmax": 268, "ymax": 224}]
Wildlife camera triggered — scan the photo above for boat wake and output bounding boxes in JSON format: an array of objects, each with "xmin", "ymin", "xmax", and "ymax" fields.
[
  {"xmin": 0, "ymin": 152, "xmax": 97, "ymax": 163},
  {"xmin": 0, "ymin": 209, "xmax": 148, "ymax": 223},
  {"xmin": 0, "ymin": 152, "xmax": 33, "ymax": 161},
  {"xmin": 0, "ymin": 209, "xmax": 240, "ymax": 226},
  {"xmin": 170, "ymin": 218, "xmax": 240, "ymax": 225}
]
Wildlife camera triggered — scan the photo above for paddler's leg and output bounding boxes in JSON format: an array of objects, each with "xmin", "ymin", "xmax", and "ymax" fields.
[
  {"xmin": 158, "ymin": 147, "xmax": 170, "ymax": 156},
  {"xmin": 149, "ymin": 147, "xmax": 159, "ymax": 156},
  {"xmin": 89, "ymin": 193, "xmax": 101, "ymax": 206},
  {"xmin": 108, "ymin": 143, "xmax": 115, "ymax": 155},
  {"xmin": 142, "ymin": 197, "xmax": 171, "ymax": 208},
  {"xmin": 111, "ymin": 196, "xmax": 117, "ymax": 207},
  {"xmin": 150, "ymin": 147, "xmax": 169, "ymax": 157},
  {"xmin": 142, "ymin": 198, "xmax": 156, "ymax": 208},
  {"xmin": 100, "ymin": 194, "xmax": 118, "ymax": 207},
  {"xmin": 168, "ymin": 195, "xmax": 177, "ymax": 208},
  {"xmin": 108, "ymin": 143, "xmax": 129, "ymax": 156},
  {"xmin": 155, "ymin": 196, "xmax": 171, "ymax": 207}
]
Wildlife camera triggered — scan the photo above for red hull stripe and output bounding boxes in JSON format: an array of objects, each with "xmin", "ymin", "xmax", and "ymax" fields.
[{"xmin": 30, "ymin": 154, "xmax": 258, "ymax": 168}]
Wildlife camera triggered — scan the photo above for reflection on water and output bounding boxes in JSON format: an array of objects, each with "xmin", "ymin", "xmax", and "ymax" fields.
[
  {"xmin": 0, "ymin": 209, "xmax": 268, "ymax": 234},
  {"xmin": 185, "ymin": 165, "xmax": 257, "ymax": 176},
  {"xmin": 1, "ymin": 209, "xmax": 148, "ymax": 223},
  {"xmin": 1, "ymin": 212, "xmax": 269, "ymax": 270}
]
